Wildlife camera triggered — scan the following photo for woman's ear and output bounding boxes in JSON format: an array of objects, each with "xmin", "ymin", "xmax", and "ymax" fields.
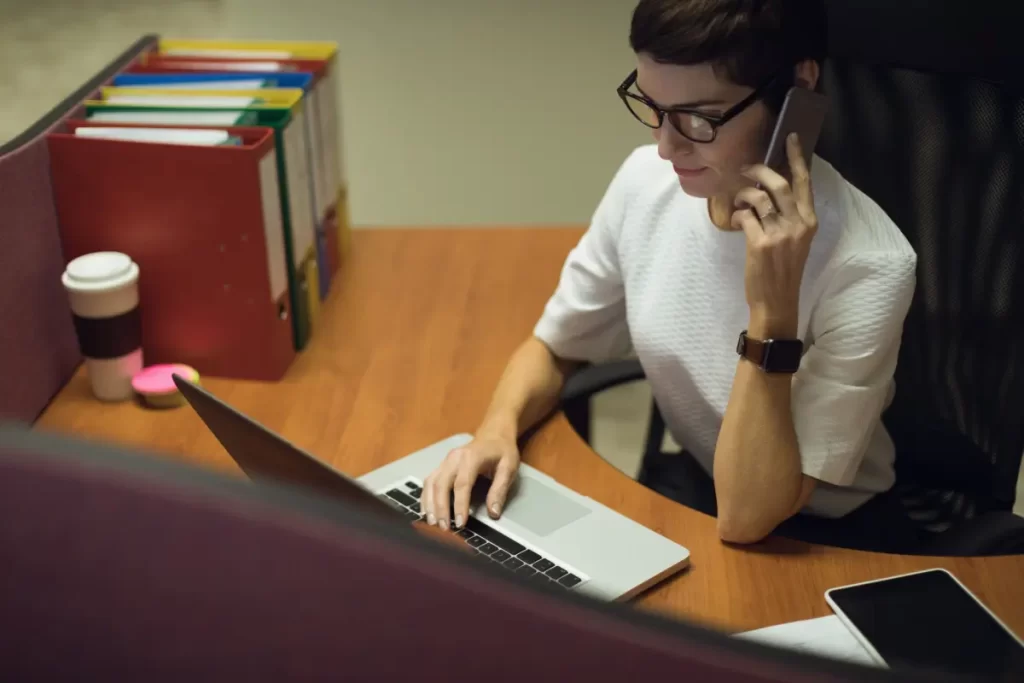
[{"xmin": 793, "ymin": 59, "xmax": 821, "ymax": 90}]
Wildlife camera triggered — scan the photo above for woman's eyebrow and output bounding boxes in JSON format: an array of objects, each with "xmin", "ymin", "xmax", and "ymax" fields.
[{"xmin": 635, "ymin": 82, "xmax": 727, "ymax": 109}]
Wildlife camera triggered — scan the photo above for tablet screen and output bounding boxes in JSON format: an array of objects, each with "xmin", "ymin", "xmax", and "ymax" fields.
[{"xmin": 828, "ymin": 570, "xmax": 1024, "ymax": 680}]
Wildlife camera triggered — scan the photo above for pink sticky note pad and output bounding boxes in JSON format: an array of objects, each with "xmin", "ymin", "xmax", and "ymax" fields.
[{"xmin": 132, "ymin": 364, "xmax": 199, "ymax": 396}]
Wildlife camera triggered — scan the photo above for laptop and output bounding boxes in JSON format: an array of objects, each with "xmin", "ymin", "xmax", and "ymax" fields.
[{"xmin": 173, "ymin": 375, "xmax": 690, "ymax": 600}]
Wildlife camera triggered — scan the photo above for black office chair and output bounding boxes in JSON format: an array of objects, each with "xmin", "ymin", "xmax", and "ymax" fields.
[{"xmin": 561, "ymin": 1, "xmax": 1024, "ymax": 556}]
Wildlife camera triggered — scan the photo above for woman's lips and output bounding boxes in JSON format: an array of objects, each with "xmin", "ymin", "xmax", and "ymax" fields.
[{"xmin": 673, "ymin": 165, "xmax": 708, "ymax": 178}]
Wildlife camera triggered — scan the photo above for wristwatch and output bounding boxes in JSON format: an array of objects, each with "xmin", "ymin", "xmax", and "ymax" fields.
[{"xmin": 736, "ymin": 330, "xmax": 804, "ymax": 373}]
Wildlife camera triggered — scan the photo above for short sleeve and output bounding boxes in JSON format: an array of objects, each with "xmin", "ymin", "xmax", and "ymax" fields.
[
  {"xmin": 791, "ymin": 250, "xmax": 917, "ymax": 486},
  {"xmin": 533, "ymin": 150, "xmax": 642, "ymax": 363}
]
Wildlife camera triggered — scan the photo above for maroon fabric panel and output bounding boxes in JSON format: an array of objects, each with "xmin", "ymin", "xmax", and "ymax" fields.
[
  {"xmin": 0, "ymin": 441, "xmax": 870, "ymax": 683},
  {"xmin": 0, "ymin": 134, "xmax": 81, "ymax": 421},
  {"xmin": 0, "ymin": 35, "xmax": 157, "ymax": 422}
]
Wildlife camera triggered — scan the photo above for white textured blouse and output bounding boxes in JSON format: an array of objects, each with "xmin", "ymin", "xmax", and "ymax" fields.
[{"xmin": 535, "ymin": 145, "xmax": 917, "ymax": 517}]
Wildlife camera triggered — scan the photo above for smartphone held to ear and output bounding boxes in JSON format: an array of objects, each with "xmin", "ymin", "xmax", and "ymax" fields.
[{"xmin": 761, "ymin": 87, "xmax": 829, "ymax": 178}]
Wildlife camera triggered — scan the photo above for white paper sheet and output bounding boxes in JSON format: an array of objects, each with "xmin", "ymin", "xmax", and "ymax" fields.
[
  {"xmin": 735, "ymin": 615, "xmax": 879, "ymax": 667},
  {"xmin": 88, "ymin": 110, "xmax": 245, "ymax": 126},
  {"xmin": 136, "ymin": 80, "xmax": 267, "ymax": 91},
  {"xmin": 105, "ymin": 95, "xmax": 257, "ymax": 109},
  {"xmin": 74, "ymin": 127, "xmax": 230, "ymax": 146}
]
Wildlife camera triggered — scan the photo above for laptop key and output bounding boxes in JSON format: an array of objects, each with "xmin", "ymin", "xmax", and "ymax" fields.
[
  {"xmin": 545, "ymin": 566, "xmax": 568, "ymax": 580},
  {"xmin": 405, "ymin": 481, "xmax": 419, "ymax": 490},
  {"xmin": 491, "ymin": 550, "xmax": 511, "ymax": 563},
  {"xmin": 478, "ymin": 543, "xmax": 499, "ymax": 556},
  {"xmin": 558, "ymin": 574, "xmax": 582, "ymax": 588},
  {"xmin": 502, "ymin": 557, "xmax": 524, "ymax": 571},
  {"xmin": 386, "ymin": 489, "xmax": 417, "ymax": 507},
  {"xmin": 408, "ymin": 488, "xmax": 421, "ymax": 500},
  {"xmin": 464, "ymin": 517, "xmax": 525, "ymax": 555},
  {"xmin": 533, "ymin": 558, "xmax": 554, "ymax": 573},
  {"xmin": 466, "ymin": 536, "xmax": 486, "ymax": 548},
  {"xmin": 457, "ymin": 528, "xmax": 473, "ymax": 539},
  {"xmin": 517, "ymin": 550, "xmax": 541, "ymax": 565},
  {"xmin": 378, "ymin": 495, "xmax": 403, "ymax": 511},
  {"xmin": 404, "ymin": 511, "xmax": 419, "ymax": 520},
  {"xmin": 410, "ymin": 502, "xmax": 421, "ymax": 514},
  {"xmin": 516, "ymin": 566, "xmax": 537, "ymax": 578}
]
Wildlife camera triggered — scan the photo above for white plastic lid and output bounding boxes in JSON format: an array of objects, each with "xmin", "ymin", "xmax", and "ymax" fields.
[{"xmin": 63, "ymin": 252, "xmax": 139, "ymax": 292}]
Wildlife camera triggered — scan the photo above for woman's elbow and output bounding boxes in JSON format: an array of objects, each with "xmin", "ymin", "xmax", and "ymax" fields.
[
  {"xmin": 716, "ymin": 477, "xmax": 816, "ymax": 544},
  {"xmin": 716, "ymin": 499, "xmax": 790, "ymax": 544},
  {"xmin": 716, "ymin": 516, "xmax": 774, "ymax": 545}
]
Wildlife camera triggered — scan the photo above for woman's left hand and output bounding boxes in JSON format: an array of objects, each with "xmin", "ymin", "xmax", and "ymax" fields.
[{"xmin": 732, "ymin": 133, "xmax": 818, "ymax": 338}]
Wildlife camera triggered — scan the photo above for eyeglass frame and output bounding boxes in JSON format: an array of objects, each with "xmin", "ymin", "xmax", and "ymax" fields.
[{"xmin": 617, "ymin": 69, "xmax": 784, "ymax": 143}]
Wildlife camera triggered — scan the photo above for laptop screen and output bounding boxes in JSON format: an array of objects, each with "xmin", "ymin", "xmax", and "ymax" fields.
[{"xmin": 173, "ymin": 375, "xmax": 406, "ymax": 524}]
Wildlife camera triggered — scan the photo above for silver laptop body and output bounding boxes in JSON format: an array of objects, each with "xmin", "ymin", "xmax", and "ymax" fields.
[{"xmin": 175, "ymin": 376, "xmax": 690, "ymax": 601}]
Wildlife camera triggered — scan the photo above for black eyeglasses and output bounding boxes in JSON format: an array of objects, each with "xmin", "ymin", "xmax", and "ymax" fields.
[{"xmin": 617, "ymin": 70, "xmax": 781, "ymax": 143}]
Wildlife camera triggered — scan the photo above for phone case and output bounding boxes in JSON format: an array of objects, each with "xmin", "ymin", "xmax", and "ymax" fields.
[{"xmin": 762, "ymin": 87, "xmax": 828, "ymax": 177}]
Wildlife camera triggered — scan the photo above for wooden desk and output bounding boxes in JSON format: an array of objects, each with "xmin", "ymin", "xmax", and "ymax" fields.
[{"xmin": 37, "ymin": 227, "xmax": 1024, "ymax": 635}]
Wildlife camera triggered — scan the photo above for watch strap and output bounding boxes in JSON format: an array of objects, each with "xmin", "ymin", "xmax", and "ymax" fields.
[{"xmin": 736, "ymin": 332, "xmax": 768, "ymax": 367}]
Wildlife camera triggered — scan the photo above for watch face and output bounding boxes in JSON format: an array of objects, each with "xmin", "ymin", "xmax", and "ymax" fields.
[{"xmin": 763, "ymin": 340, "xmax": 803, "ymax": 372}]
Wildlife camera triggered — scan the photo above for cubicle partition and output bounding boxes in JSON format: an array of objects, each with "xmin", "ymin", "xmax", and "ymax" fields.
[{"xmin": 0, "ymin": 35, "xmax": 159, "ymax": 423}]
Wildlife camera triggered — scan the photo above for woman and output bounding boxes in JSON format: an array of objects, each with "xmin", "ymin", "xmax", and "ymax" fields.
[{"xmin": 423, "ymin": 0, "xmax": 918, "ymax": 548}]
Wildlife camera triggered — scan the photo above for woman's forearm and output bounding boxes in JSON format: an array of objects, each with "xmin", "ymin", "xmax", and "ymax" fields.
[
  {"xmin": 712, "ymin": 318, "xmax": 814, "ymax": 543},
  {"xmin": 477, "ymin": 337, "xmax": 580, "ymax": 442}
]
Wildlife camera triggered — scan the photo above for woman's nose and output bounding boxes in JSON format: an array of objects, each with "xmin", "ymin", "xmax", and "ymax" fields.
[{"xmin": 656, "ymin": 124, "xmax": 694, "ymax": 161}]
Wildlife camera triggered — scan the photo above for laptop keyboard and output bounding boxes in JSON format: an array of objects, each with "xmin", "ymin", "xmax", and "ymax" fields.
[{"xmin": 378, "ymin": 479, "xmax": 584, "ymax": 590}]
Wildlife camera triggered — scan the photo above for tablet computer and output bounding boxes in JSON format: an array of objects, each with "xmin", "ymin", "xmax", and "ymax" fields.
[{"xmin": 826, "ymin": 568, "xmax": 1024, "ymax": 679}]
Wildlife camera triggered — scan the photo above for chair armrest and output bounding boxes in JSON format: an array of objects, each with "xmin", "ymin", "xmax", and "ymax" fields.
[
  {"xmin": 560, "ymin": 359, "xmax": 646, "ymax": 403},
  {"xmin": 923, "ymin": 511, "xmax": 1024, "ymax": 556},
  {"xmin": 557, "ymin": 360, "xmax": 646, "ymax": 446}
]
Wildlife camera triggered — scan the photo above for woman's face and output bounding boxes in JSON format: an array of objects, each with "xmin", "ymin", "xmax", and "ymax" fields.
[{"xmin": 635, "ymin": 53, "xmax": 771, "ymax": 199}]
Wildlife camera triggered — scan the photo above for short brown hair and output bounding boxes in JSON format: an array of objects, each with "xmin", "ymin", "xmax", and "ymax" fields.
[{"xmin": 629, "ymin": 0, "xmax": 827, "ymax": 94}]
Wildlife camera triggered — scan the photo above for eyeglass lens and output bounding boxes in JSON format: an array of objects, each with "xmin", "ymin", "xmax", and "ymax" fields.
[{"xmin": 623, "ymin": 95, "xmax": 716, "ymax": 142}]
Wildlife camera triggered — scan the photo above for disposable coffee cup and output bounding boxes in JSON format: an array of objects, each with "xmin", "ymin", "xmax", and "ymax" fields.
[{"xmin": 62, "ymin": 252, "xmax": 143, "ymax": 401}]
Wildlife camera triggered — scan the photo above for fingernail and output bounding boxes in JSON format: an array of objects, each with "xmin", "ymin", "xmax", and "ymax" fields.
[
  {"xmin": 455, "ymin": 514, "xmax": 464, "ymax": 529},
  {"xmin": 788, "ymin": 132, "xmax": 797, "ymax": 142},
  {"xmin": 490, "ymin": 503, "xmax": 501, "ymax": 516},
  {"xmin": 426, "ymin": 513, "xmax": 436, "ymax": 526},
  {"xmin": 439, "ymin": 519, "xmax": 448, "ymax": 531},
  {"xmin": 739, "ymin": 164, "xmax": 751, "ymax": 172}
]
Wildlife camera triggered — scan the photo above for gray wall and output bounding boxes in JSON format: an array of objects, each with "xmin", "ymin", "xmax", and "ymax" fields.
[{"xmin": 0, "ymin": 0, "xmax": 651, "ymax": 226}]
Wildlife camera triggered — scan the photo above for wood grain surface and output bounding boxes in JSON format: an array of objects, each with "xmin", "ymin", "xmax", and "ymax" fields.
[{"xmin": 36, "ymin": 227, "xmax": 1024, "ymax": 635}]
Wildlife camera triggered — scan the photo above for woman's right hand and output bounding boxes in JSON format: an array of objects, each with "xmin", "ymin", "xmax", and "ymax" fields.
[{"xmin": 421, "ymin": 434, "xmax": 520, "ymax": 532}]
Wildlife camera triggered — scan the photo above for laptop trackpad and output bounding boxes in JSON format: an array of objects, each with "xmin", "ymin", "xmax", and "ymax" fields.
[{"xmin": 499, "ymin": 475, "xmax": 591, "ymax": 537}]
